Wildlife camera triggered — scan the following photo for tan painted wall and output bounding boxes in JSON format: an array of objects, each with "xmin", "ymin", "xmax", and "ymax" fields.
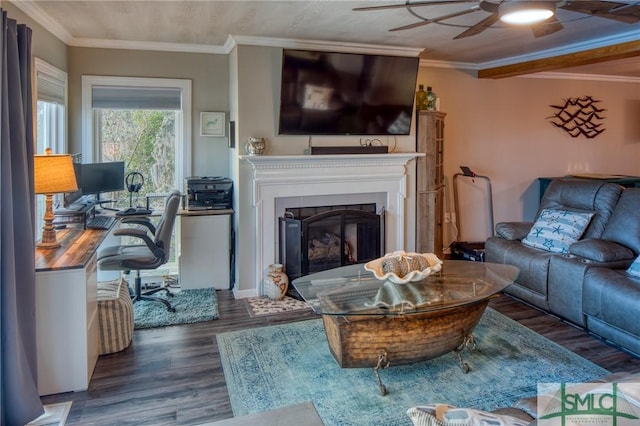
[
  {"xmin": 418, "ymin": 66, "xmax": 640, "ymax": 243},
  {"xmin": 67, "ymin": 47, "xmax": 230, "ymax": 178}
]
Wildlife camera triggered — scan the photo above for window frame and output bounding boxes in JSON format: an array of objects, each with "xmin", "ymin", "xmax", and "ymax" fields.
[
  {"xmin": 34, "ymin": 59, "xmax": 68, "ymax": 241},
  {"xmin": 34, "ymin": 57, "xmax": 68, "ymax": 154},
  {"xmin": 81, "ymin": 76, "xmax": 192, "ymax": 189}
]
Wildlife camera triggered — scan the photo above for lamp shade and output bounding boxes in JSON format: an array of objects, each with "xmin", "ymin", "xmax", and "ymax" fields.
[{"xmin": 34, "ymin": 154, "xmax": 78, "ymax": 195}]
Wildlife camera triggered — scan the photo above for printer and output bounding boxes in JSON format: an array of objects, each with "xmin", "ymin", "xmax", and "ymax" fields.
[{"xmin": 185, "ymin": 176, "xmax": 233, "ymax": 210}]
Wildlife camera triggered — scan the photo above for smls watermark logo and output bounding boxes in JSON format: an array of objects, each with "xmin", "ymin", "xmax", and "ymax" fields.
[{"xmin": 538, "ymin": 382, "xmax": 640, "ymax": 426}]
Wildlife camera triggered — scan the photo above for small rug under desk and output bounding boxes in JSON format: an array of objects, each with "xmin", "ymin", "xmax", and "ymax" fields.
[{"xmin": 133, "ymin": 287, "xmax": 219, "ymax": 329}]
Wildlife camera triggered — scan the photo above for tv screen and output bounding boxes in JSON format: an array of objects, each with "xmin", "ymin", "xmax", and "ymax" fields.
[
  {"xmin": 80, "ymin": 161, "xmax": 125, "ymax": 195},
  {"xmin": 278, "ymin": 49, "xmax": 419, "ymax": 136}
]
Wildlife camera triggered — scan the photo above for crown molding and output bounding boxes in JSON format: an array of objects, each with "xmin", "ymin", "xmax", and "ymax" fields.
[
  {"xmin": 67, "ymin": 37, "xmax": 226, "ymax": 54},
  {"xmin": 477, "ymin": 31, "xmax": 640, "ymax": 79},
  {"xmin": 8, "ymin": 0, "xmax": 73, "ymax": 43},
  {"xmin": 10, "ymin": 0, "xmax": 638, "ymax": 82},
  {"xmin": 229, "ymin": 35, "xmax": 423, "ymax": 57},
  {"xmin": 482, "ymin": 29, "xmax": 640, "ymax": 70},
  {"xmin": 521, "ymin": 72, "xmax": 640, "ymax": 83},
  {"xmin": 419, "ymin": 59, "xmax": 475, "ymax": 70},
  {"xmin": 419, "ymin": 58, "xmax": 640, "ymax": 83}
]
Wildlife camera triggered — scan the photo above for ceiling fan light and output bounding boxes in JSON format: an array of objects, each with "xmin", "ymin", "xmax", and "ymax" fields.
[{"xmin": 499, "ymin": 2, "xmax": 555, "ymax": 25}]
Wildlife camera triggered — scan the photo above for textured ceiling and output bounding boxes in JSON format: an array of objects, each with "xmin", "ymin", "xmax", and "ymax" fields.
[{"xmin": 15, "ymin": 0, "xmax": 640, "ymax": 76}]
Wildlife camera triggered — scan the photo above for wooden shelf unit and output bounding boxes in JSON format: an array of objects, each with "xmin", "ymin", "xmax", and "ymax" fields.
[{"xmin": 416, "ymin": 110, "xmax": 446, "ymax": 258}]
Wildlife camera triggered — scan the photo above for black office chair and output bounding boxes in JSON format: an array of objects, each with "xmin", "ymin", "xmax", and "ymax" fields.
[{"xmin": 98, "ymin": 190, "xmax": 181, "ymax": 312}]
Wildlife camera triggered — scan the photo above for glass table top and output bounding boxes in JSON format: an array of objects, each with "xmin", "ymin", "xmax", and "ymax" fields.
[{"xmin": 291, "ymin": 260, "xmax": 519, "ymax": 316}]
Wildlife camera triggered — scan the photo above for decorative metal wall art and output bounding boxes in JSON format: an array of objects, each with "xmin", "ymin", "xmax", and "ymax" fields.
[{"xmin": 547, "ymin": 96, "xmax": 606, "ymax": 139}]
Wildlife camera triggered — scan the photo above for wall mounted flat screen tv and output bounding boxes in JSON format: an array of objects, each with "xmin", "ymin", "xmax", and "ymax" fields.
[{"xmin": 278, "ymin": 49, "xmax": 419, "ymax": 136}]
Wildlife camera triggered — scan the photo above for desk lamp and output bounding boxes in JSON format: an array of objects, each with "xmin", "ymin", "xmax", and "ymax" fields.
[{"xmin": 34, "ymin": 152, "xmax": 78, "ymax": 249}]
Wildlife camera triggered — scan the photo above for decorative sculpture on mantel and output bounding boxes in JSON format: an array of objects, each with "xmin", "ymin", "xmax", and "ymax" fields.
[{"xmin": 547, "ymin": 96, "xmax": 606, "ymax": 139}]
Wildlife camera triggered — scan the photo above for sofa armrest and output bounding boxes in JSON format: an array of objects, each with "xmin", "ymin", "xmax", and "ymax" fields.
[
  {"xmin": 568, "ymin": 238, "xmax": 636, "ymax": 264},
  {"xmin": 495, "ymin": 222, "xmax": 533, "ymax": 241}
]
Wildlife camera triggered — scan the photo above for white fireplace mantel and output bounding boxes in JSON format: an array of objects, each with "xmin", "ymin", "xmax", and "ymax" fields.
[{"xmin": 240, "ymin": 153, "xmax": 422, "ymax": 296}]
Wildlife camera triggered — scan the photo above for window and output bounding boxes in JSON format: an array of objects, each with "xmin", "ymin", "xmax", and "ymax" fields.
[
  {"xmin": 34, "ymin": 58, "xmax": 68, "ymax": 241},
  {"xmin": 81, "ymin": 76, "xmax": 191, "ymax": 186},
  {"xmin": 82, "ymin": 76, "xmax": 192, "ymax": 275}
]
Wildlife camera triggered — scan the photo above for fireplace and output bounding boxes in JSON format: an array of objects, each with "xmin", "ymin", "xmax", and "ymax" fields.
[
  {"xmin": 239, "ymin": 153, "xmax": 421, "ymax": 298},
  {"xmin": 279, "ymin": 203, "xmax": 383, "ymax": 280}
]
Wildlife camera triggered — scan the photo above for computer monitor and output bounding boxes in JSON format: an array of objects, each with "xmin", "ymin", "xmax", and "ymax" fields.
[
  {"xmin": 80, "ymin": 161, "xmax": 125, "ymax": 201},
  {"xmin": 63, "ymin": 161, "xmax": 83, "ymax": 208}
]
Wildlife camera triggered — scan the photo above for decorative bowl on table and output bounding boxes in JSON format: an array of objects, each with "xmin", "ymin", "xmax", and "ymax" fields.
[{"xmin": 364, "ymin": 250, "xmax": 443, "ymax": 284}]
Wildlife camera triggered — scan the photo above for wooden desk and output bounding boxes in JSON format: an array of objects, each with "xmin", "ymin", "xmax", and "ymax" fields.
[{"xmin": 35, "ymin": 226, "xmax": 113, "ymax": 396}]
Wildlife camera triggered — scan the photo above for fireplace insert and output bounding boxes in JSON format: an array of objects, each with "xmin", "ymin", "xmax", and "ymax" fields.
[{"xmin": 279, "ymin": 203, "xmax": 383, "ymax": 281}]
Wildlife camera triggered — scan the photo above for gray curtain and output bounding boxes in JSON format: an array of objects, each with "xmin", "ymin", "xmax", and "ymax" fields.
[{"xmin": 0, "ymin": 9, "xmax": 45, "ymax": 425}]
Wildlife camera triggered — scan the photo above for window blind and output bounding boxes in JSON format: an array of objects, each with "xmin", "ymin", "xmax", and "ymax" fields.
[
  {"xmin": 37, "ymin": 72, "xmax": 65, "ymax": 104},
  {"xmin": 92, "ymin": 86, "xmax": 182, "ymax": 110}
]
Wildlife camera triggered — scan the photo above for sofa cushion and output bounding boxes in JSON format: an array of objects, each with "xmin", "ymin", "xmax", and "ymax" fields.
[
  {"xmin": 627, "ymin": 255, "xmax": 640, "ymax": 278},
  {"xmin": 569, "ymin": 238, "xmax": 636, "ymax": 264},
  {"xmin": 485, "ymin": 237, "xmax": 554, "ymax": 308},
  {"xmin": 407, "ymin": 404, "xmax": 529, "ymax": 426},
  {"xmin": 495, "ymin": 222, "xmax": 533, "ymax": 241},
  {"xmin": 602, "ymin": 188, "xmax": 640, "ymax": 254},
  {"xmin": 522, "ymin": 209, "xmax": 593, "ymax": 254},
  {"xmin": 584, "ymin": 268, "xmax": 640, "ymax": 338},
  {"xmin": 539, "ymin": 180, "xmax": 622, "ymax": 239}
]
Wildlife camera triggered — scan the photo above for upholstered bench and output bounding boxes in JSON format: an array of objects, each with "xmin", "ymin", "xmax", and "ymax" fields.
[{"xmin": 97, "ymin": 278, "xmax": 134, "ymax": 355}]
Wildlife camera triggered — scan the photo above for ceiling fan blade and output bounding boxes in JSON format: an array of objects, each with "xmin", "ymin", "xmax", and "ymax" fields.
[
  {"xmin": 560, "ymin": 1, "xmax": 640, "ymax": 24},
  {"xmin": 531, "ymin": 16, "xmax": 564, "ymax": 38},
  {"xmin": 389, "ymin": 20, "xmax": 439, "ymax": 31},
  {"xmin": 353, "ymin": 0, "xmax": 475, "ymax": 12},
  {"xmin": 453, "ymin": 13, "xmax": 500, "ymax": 39},
  {"xmin": 389, "ymin": 6, "xmax": 480, "ymax": 31}
]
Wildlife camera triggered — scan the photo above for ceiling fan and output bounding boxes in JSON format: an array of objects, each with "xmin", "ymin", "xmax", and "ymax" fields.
[{"xmin": 354, "ymin": 1, "xmax": 640, "ymax": 39}]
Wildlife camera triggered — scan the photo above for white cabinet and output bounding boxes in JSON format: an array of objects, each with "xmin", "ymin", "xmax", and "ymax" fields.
[
  {"xmin": 35, "ymin": 226, "xmax": 113, "ymax": 396},
  {"xmin": 179, "ymin": 211, "xmax": 232, "ymax": 290},
  {"xmin": 35, "ymin": 252, "xmax": 99, "ymax": 395}
]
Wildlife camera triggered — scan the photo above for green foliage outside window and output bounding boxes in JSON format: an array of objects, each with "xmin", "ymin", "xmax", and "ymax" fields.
[{"xmin": 99, "ymin": 109, "xmax": 176, "ymax": 209}]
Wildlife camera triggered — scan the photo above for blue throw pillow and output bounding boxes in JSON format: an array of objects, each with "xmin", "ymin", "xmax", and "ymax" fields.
[
  {"xmin": 627, "ymin": 256, "xmax": 640, "ymax": 278},
  {"xmin": 522, "ymin": 209, "xmax": 594, "ymax": 254}
]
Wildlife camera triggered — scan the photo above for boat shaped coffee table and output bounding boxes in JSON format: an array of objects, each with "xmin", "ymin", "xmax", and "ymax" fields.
[{"xmin": 292, "ymin": 260, "xmax": 519, "ymax": 395}]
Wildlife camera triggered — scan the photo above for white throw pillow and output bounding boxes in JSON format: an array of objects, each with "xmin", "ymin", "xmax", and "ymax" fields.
[
  {"xmin": 626, "ymin": 255, "xmax": 640, "ymax": 278},
  {"xmin": 407, "ymin": 404, "xmax": 529, "ymax": 426},
  {"xmin": 522, "ymin": 208, "xmax": 594, "ymax": 254}
]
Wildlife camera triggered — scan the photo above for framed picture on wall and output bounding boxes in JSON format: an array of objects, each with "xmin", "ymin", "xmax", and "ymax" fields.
[{"xmin": 201, "ymin": 112, "xmax": 225, "ymax": 137}]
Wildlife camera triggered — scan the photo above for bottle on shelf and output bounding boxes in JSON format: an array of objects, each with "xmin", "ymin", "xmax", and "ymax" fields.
[
  {"xmin": 426, "ymin": 86, "xmax": 437, "ymax": 111},
  {"xmin": 415, "ymin": 84, "xmax": 427, "ymax": 111}
]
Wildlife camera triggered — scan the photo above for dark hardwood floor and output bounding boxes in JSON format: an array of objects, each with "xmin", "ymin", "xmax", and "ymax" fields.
[{"xmin": 40, "ymin": 291, "xmax": 640, "ymax": 425}]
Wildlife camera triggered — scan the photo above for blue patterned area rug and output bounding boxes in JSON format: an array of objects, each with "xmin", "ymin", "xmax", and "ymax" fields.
[
  {"xmin": 217, "ymin": 308, "xmax": 608, "ymax": 426},
  {"xmin": 134, "ymin": 288, "xmax": 219, "ymax": 329}
]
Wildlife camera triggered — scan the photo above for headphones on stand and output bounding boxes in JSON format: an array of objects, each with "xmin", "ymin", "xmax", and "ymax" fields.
[{"xmin": 125, "ymin": 172, "xmax": 144, "ymax": 207}]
